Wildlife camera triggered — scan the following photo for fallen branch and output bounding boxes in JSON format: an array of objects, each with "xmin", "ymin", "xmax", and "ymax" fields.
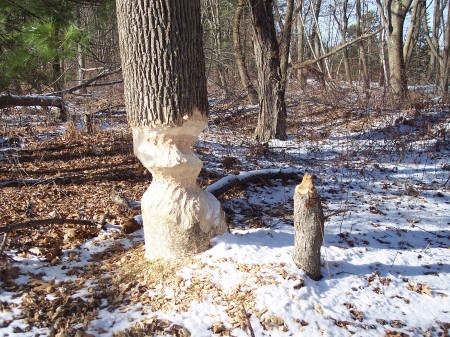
[
  {"xmin": 206, "ymin": 168, "xmax": 301, "ymax": 197},
  {"xmin": 324, "ymin": 209, "xmax": 349, "ymax": 220},
  {"xmin": 242, "ymin": 306, "xmax": 256, "ymax": 337},
  {"xmin": 292, "ymin": 27, "xmax": 382, "ymax": 70},
  {"xmin": 47, "ymin": 68, "xmax": 122, "ymax": 96},
  {"xmin": 0, "ymin": 218, "xmax": 96, "ymax": 234}
]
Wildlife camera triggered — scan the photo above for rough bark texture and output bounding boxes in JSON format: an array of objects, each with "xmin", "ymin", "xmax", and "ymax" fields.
[
  {"xmin": 116, "ymin": 0, "xmax": 208, "ymax": 127},
  {"xmin": 233, "ymin": 0, "xmax": 258, "ymax": 104},
  {"xmin": 247, "ymin": 0, "xmax": 287, "ymax": 142},
  {"xmin": 116, "ymin": 0, "xmax": 226, "ymax": 259},
  {"xmin": 293, "ymin": 173, "xmax": 324, "ymax": 281}
]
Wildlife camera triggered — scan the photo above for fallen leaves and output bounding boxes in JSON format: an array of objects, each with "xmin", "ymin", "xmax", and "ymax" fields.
[{"xmin": 407, "ymin": 280, "xmax": 433, "ymax": 296}]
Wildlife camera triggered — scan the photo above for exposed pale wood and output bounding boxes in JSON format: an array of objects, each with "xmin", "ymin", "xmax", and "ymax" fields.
[{"xmin": 292, "ymin": 173, "xmax": 324, "ymax": 281}]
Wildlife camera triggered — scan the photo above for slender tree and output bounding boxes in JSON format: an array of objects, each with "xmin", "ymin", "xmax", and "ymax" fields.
[
  {"xmin": 116, "ymin": 0, "xmax": 227, "ymax": 259},
  {"xmin": 376, "ymin": 0, "xmax": 413, "ymax": 100},
  {"xmin": 233, "ymin": 0, "xmax": 259, "ymax": 104},
  {"xmin": 422, "ymin": 0, "xmax": 450, "ymax": 97},
  {"xmin": 247, "ymin": 0, "xmax": 287, "ymax": 142}
]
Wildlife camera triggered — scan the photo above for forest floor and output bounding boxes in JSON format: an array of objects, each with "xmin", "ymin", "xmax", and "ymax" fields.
[{"xmin": 0, "ymin": 82, "xmax": 449, "ymax": 337}]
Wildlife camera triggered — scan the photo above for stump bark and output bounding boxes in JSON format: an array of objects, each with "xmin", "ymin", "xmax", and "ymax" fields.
[{"xmin": 293, "ymin": 173, "xmax": 324, "ymax": 280}]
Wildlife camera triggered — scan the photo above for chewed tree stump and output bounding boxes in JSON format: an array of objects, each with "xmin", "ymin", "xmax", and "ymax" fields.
[{"xmin": 293, "ymin": 173, "xmax": 325, "ymax": 281}]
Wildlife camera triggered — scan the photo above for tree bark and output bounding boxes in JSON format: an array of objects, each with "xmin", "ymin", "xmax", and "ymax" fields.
[
  {"xmin": 356, "ymin": 0, "xmax": 370, "ymax": 92},
  {"xmin": 116, "ymin": 0, "xmax": 226, "ymax": 259},
  {"xmin": 247, "ymin": 0, "xmax": 287, "ymax": 142},
  {"xmin": 292, "ymin": 173, "xmax": 324, "ymax": 281},
  {"xmin": 233, "ymin": 0, "xmax": 259, "ymax": 104},
  {"xmin": 422, "ymin": 0, "xmax": 450, "ymax": 97},
  {"xmin": 279, "ymin": 0, "xmax": 295, "ymax": 88},
  {"xmin": 403, "ymin": 0, "xmax": 424, "ymax": 67},
  {"xmin": 333, "ymin": 0, "xmax": 352, "ymax": 84},
  {"xmin": 377, "ymin": 0, "xmax": 413, "ymax": 100},
  {"xmin": 295, "ymin": 0, "xmax": 307, "ymax": 87}
]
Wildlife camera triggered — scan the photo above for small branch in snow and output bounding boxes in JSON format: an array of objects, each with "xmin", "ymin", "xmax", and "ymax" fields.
[
  {"xmin": 205, "ymin": 168, "xmax": 301, "ymax": 197},
  {"xmin": 241, "ymin": 305, "xmax": 256, "ymax": 337},
  {"xmin": 324, "ymin": 209, "xmax": 349, "ymax": 220}
]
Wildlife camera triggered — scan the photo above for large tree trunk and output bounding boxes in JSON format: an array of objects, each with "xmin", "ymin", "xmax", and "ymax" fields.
[
  {"xmin": 233, "ymin": 0, "xmax": 258, "ymax": 104},
  {"xmin": 247, "ymin": 0, "xmax": 287, "ymax": 142},
  {"xmin": 116, "ymin": 0, "xmax": 226, "ymax": 259},
  {"xmin": 292, "ymin": 173, "xmax": 324, "ymax": 281}
]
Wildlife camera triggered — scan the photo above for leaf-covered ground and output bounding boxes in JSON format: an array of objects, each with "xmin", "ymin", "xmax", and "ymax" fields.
[{"xmin": 0, "ymin": 85, "xmax": 449, "ymax": 337}]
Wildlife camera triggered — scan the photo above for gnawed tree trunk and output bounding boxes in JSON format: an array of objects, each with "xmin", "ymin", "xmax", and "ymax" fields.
[
  {"xmin": 293, "ymin": 173, "xmax": 324, "ymax": 281},
  {"xmin": 116, "ymin": 0, "xmax": 227, "ymax": 259},
  {"xmin": 247, "ymin": 0, "xmax": 287, "ymax": 142},
  {"xmin": 233, "ymin": 0, "xmax": 258, "ymax": 104}
]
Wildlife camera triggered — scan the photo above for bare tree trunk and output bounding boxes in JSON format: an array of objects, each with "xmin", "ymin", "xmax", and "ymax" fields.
[
  {"xmin": 279, "ymin": 0, "xmax": 295, "ymax": 88},
  {"xmin": 422, "ymin": 0, "xmax": 450, "ymax": 98},
  {"xmin": 356, "ymin": 0, "xmax": 370, "ymax": 92},
  {"xmin": 333, "ymin": 0, "xmax": 352, "ymax": 84},
  {"xmin": 427, "ymin": 0, "xmax": 441, "ymax": 83},
  {"xmin": 310, "ymin": 0, "xmax": 326, "ymax": 87},
  {"xmin": 377, "ymin": 0, "xmax": 413, "ymax": 100},
  {"xmin": 233, "ymin": 0, "xmax": 258, "ymax": 104},
  {"xmin": 116, "ymin": 0, "xmax": 226, "ymax": 259},
  {"xmin": 295, "ymin": 0, "xmax": 307, "ymax": 88},
  {"xmin": 403, "ymin": 0, "xmax": 424, "ymax": 67},
  {"xmin": 293, "ymin": 173, "xmax": 324, "ymax": 281},
  {"xmin": 438, "ymin": 1, "xmax": 450, "ymax": 97},
  {"xmin": 247, "ymin": 0, "xmax": 287, "ymax": 142},
  {"xmin": 76, "ymin": 5, "xmax": 87, "ymax": 95}
]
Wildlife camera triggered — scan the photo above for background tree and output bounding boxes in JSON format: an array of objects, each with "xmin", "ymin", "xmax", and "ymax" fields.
[
  {"xmin": 422, "ymin": 0, "xmax": 449, "ymax": 97},
  {"xmin": 376, "ymin": 0, "xmax": 413, "ymax": 100},
  {"xmin": 247, "ymin": 0, "xmax": 287, "ymax": 142},
  {"xmin": 0, "ymin": 0, "xmax": 88, "ymax": 93},
  {"xmin": 116, "ymin": 0, "xmax": 227, "ymax": 259},
  {"xmin": 233, "ymin": 0, "xmax": 259, "ymax": 104}
]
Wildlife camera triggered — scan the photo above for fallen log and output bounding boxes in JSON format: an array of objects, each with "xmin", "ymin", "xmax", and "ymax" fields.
[
  {"xmin": 205, "ymin": 168, "xmax": 301, "ymax": 197},
  {"xmin": 0, "ymin": 94, "xmax": 65, "ymax": 111},
  {"xmin": 0, "ymin": 94, "xmax": 67, "ymax": 122}
]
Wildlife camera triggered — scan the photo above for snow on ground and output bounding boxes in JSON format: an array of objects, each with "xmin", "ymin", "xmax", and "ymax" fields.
[{"xmin": 1, "ymin": 101, "xmax": 449, "ymax": 336}]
